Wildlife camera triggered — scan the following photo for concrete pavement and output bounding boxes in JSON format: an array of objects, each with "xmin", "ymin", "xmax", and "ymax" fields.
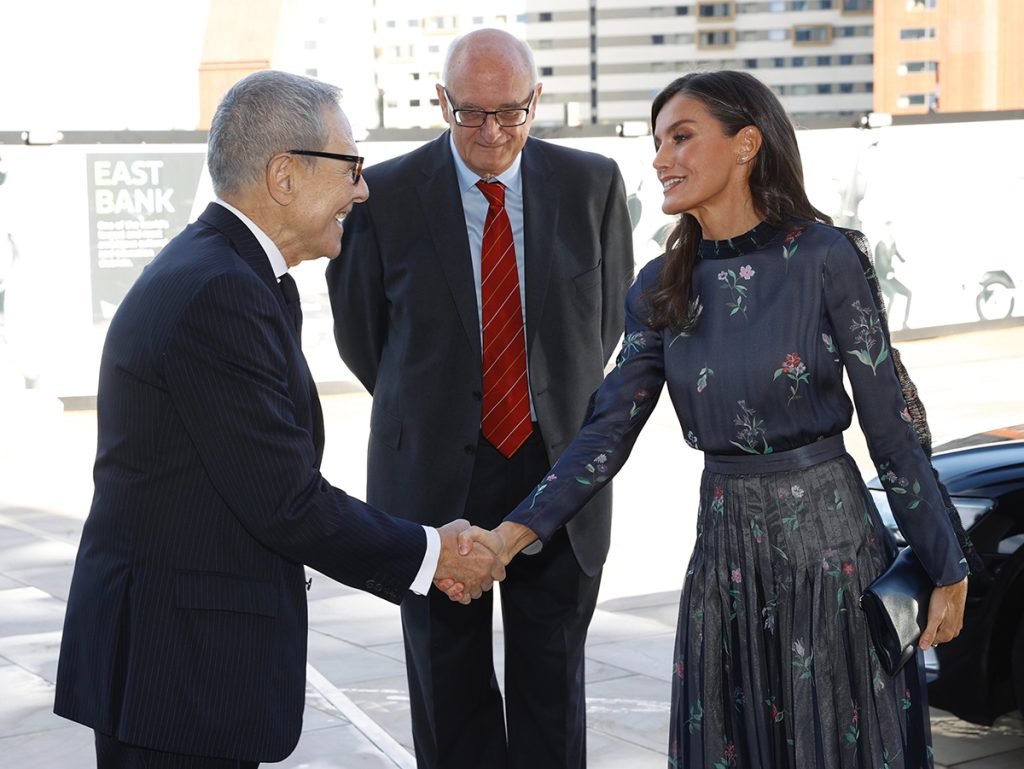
[{"xmin": 2, "ymin": 324, "xmax": 1023, "ymax": 767}]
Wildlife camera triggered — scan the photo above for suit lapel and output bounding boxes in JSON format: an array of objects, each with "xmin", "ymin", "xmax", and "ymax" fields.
[
  {"xmin": 197, "ymin": 203, "xmax": 286, "ymax": 309},
  {"xmin": 417, "ymin": 133, "xmax": 482, "ymax": 362},
  {"xmin": 520, "ymin": 139, "xmax": 558, "ymax": 351},
  {"xmin": 197, "ymin": 202, "xmax": 325, "ymax": 465}
]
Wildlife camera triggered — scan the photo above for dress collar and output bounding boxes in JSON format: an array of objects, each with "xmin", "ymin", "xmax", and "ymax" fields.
[{"xmin": 699, "ymin": 222, "xmax": 780, "ymax": 260}]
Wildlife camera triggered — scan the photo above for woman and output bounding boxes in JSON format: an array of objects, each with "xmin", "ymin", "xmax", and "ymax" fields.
[{"xmin": 454, "ymin": 71, "xmax": 971, "ymax": 767}]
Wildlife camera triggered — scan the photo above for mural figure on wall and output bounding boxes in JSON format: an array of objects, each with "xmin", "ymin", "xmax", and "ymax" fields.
[{"xmin": 874, "ymin": 220, "xmax": 913, "ymax": 330}]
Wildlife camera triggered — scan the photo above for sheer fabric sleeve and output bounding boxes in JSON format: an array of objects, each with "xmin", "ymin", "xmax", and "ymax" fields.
[
  {"xmin": 824, "ymin": 233, "xmax": 968, "ymax": 586},
  {"xmin": 505, "ymin": 262, "xmax": 668, "ymax": 542},
  {"xmin": 842, "ymin": 229, "xmax": 982, "ymax": 575}
]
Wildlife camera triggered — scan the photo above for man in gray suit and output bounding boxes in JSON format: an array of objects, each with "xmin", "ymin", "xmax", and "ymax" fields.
[{"xmin": 327, "ymin": 29, "xmax": 633, "ymax": 769}]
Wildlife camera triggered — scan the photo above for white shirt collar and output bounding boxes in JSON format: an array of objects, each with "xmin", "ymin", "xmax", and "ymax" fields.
[{"xmin": 214, "ymin": 198, "xmax": 289, "ymax": 279}]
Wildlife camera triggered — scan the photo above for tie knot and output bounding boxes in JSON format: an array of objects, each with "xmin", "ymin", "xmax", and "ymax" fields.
[
  {"xmin": 279, "ymin": 272, "xmax": 300, "ymax": 303},
  {"xmin": 475, "ymin": 180, "xmax": 505, "ymax": 209}
]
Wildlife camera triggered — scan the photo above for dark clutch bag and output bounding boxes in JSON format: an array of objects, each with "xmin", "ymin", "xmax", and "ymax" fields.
[{"xmin": 859, "ymin": 548, "xmax": 932, "ymax": 676}]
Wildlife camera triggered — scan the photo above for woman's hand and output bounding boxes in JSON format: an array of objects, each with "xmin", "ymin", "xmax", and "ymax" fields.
[
  {"xmin": 433, "ymin": 522, "xmax": 539, "ymax": 602},
  {"xmin": 919, "ymin": 576, "xmax": 968, "ymax": 650}
]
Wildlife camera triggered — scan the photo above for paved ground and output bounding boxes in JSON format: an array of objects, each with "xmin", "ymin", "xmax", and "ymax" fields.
[{"xmin": 2, "ymin": 324, "xmax": 1023, "ymax": 768}]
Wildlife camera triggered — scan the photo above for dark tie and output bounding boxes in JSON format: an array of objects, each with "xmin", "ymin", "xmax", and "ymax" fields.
[
  {"xmin": 476, "ymin": 180, "xmax": 532, "ymax": 458},
  {"xmin": 279, "ymin": 272, "xmax": 302, "ymax": 334}
]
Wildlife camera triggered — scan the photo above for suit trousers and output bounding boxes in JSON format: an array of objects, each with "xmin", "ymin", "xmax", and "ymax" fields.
[
  {"xmin": 400, "ymin": 429, "xmax": 602, "ymax": 769},
  {"xmin": 95, "ymin": 731, "xmax": 259, "ymax": 769}
]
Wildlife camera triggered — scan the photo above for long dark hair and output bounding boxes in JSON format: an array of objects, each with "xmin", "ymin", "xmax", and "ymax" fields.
[{"xmin": 647, "ymin": 71, "xmax": 831, "ymax": 332}]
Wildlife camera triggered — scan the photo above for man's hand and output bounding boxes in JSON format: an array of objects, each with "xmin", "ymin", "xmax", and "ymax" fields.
[
  {"xmin": 919, "ymin": 575, "xmax": 968, "ymax": 650},
  {"xmin": 432, "ymin": 519, "xmax": 505, "ymax": 604},
  {"xmin": 434, "ymin": 521, "xmax": 540, "ymax": 602},
  {"xmin": 458, "ymin": 521, "xmax": 539, "ymax": 566}
]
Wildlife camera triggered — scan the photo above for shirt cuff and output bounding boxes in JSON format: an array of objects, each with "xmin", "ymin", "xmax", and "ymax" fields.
[{"xmin": 409, "ymin": 525, "xmax": 440, "ymax": 595}]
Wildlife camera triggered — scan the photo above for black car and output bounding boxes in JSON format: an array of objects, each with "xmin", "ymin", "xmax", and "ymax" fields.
[{"xmin": 867, "ymin": 428, "xmax": 1024, "ymax": 725}]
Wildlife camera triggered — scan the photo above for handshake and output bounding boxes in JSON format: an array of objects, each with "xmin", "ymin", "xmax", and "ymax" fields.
[{"xmin": 430, "ymin": 520, "xmax": 538, "ymax": 604}]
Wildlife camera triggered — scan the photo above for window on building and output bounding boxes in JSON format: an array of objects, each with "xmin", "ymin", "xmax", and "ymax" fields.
[
  {"xmin": 540, "ymin": 12, "xmax": 552, "ymax": 21},
  {"xmin": 538, "ymin": 39, "xmax": 554, "ymax": 49},
  {"xmin": 794, "ymin": 25, "xmax": 832, "ymax": 44},
  {"xmin": 676, "ymin": 5, "xmax": 690, "ymax": 14},
  {"xmin": 430, "ymin": 98, "xmax": 440, "ymax": 106},
  {"xmin": 839, "ymin": 82, "xmax": 854, "ymax": 93},
  {"xmin": 833, "ymin": 25, "xmax": 862, "ymax": 37},
  {"xmin": 774, "ymin": 57, "xmax": 785, "ymax": 67},
  {"xmin": 792, "ymin": 0, "xmax": 807, "ymax": 10},
  {"xmin": 898, "ymin": 93, "xmax": 928, "ymax": 107},
  {"xmin": 817, "ymin": 83, "xmax": 833, "ymax": 93},
  {"xmin": 768, "ymin": 0, "xmax": 785, "ymax": 10},
  {"xmin": 793, "ymin": 56, "xmax": 805, "ymax": 66},
  {"xmin": 386, "ymin": 19, "xmax": 396, "ymax": 28},
  {"xmin": 698, "ymin": 29, "xmax": 735, "ymax": 48},
  {"xmin": 517, "ymin": 13, "xmax": 529, "ymax": 22},
  {"xmin": 305, "ymin": 68, "xmax": 318, "ymax": 77},
  {"xmin": 839, "ymin": 54, "xmax": 854, "ymax": 65},
  {"xmin": 386, "ymin": 100, "xmax": 398, "ymax": 109},
  {"xmin": 409, "ymin": 99, "xmax": 420, "ymax": 107},
  {"xmin": 898, "ymin": 60, "xmax": 938, "ymax": 74},
  {"xmin": 408, "ymin": 19, "xmax": 418, "ymax": 28},
  {"xmin": 842, "ymin": 0, "xmax": 873, "ymax": 11},
  {"xmin": 817, "ymin": 55, "xmax": 831, "ymax": 65},
  {"xmin": 900, "ymin": 27, "xmax": 937, "ymax": 40},
  {"xmin": 541, "ymin": 66, "xmax": 554, "ymax": 76},
  {"xmin": 745, "ymin": 57, "xmax": 758, "ymax": 68},
  {"xmin": 907, "ymin": 0, "xmax": 937, "ymax": 9},
  {"xmin": 768, "ymin": 28, "xmax": 787, "ymax": 41},
  {"xmin": 428, "ymin": 45, "xmax": 440, "ymax": 53},
  {"xmin": 698, "ymin": 2, "xmax": 735, "ymax": 19},
  {"xmin": 653, "ymin": 34, "xmax": 666, "ymax": 44},
  {"xmin": 411, "ymin": 72, "xmax": 420, "ymax": 80},
  {"xmin": 472, "ymin": 16, "xmax": 484, "ymax": 24},
  {"xmin": 304, "ymin": 40, "xmax": 317, "ymax": 49}
]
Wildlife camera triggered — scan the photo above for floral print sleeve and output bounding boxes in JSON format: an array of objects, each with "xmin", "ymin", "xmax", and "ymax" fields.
[
  {"xmin": 823, "ymin": 234, "xmax": 968, "ymax": 586},
  {"xmin": 505, "ymin": 260, "xmax": 667, "ymax": 543}
]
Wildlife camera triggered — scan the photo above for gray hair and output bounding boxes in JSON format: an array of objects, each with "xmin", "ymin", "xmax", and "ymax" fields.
[
  {"xmin": 442, "ymin": 29, "xmax": 538, "ymax": 89},
  {"xmin": 207, "ymin": 70, "xmax": 341, "ymax": 197}
]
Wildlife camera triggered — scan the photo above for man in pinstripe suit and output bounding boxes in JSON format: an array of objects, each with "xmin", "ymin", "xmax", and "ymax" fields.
[{"xmin": 54, "ymin": 71, "xmax": 504, "ymax": 769}]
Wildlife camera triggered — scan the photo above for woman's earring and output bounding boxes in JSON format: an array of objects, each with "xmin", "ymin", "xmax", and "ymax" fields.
[{"xmin": 738, "ymin": 156, "xmax": 748, "ymax": 164}]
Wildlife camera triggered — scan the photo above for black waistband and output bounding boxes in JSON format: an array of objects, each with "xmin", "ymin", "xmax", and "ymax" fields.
[{"xmin": 704, "ymin": 434, "xmax": 846, "ymax": 475}]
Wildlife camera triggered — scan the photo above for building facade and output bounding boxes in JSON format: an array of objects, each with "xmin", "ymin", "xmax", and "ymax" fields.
[
  {"xmin": 873, "ymin": 0, "xmax": 1024, "ymax": 115},
  {"xmin": 201, "ymin": 1, "xmax": 877, "ymax": 130}
]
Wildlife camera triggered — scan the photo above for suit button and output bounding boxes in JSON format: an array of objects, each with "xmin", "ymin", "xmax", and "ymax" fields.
[
  {"xmin": 472, "ymin": 390, "xmax": 482, "ymax": 401},
  {"xmin": 464, "ymin": 445, "xmax": 476, "ymax": 455}
]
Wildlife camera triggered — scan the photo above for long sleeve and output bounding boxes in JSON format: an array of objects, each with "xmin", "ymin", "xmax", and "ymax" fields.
[
  {"xmin": 506, "ymin": 263, "xmax": 665, "ymax": 540},
  {"xmin": 823, "ymin": 235, "xmax": 968, "ymax": 586}
]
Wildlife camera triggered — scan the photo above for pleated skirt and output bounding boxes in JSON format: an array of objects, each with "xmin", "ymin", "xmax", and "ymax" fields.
[{"xmin": 669, "ymin": 436, "xmax": 933, "ymax": 769}]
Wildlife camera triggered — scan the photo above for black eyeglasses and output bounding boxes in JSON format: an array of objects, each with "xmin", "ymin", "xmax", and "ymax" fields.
[
  {"xmin": 443, "ymin": 88, "xmax": 536, "ymax": 128},
  {"xmin": 287, "ymin": 149, "xmax": 364, "ymax": 184}
]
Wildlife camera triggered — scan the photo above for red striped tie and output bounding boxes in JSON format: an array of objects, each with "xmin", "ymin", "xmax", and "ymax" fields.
[{"xmin": 476, "ymin": 180, "xmax": 532, "ymax": 458}]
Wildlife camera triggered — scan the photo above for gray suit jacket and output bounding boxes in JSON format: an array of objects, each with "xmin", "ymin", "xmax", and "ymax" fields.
[{"xmin": 327, "ymin": 133, "xmax": 633, "ymax": 575}]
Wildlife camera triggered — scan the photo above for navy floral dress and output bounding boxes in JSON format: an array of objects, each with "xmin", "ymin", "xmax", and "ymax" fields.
[{"xmin": 507, "ymin": 220, "xmax": 969, "ymax": 768}]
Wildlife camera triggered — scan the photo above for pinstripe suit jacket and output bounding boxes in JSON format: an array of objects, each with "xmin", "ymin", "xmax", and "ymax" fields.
[{"xmin": 54, "ymin": 203, "xmax": 427, "ymax": 762}]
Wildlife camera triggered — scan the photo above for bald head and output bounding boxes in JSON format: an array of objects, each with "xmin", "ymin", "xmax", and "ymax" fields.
[{"xmin": 443, "ymin": 29, "xmax": 538, "ymax": 89}]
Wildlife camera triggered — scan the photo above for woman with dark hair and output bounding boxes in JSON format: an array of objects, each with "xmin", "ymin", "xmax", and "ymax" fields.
[{"xmin": 453, "ymin": 70, "xmax": 971, "ymax": 767}]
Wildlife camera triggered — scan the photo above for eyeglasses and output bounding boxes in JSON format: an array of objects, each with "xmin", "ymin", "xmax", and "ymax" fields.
[
  {"xmin": 443, "ymin": 88, "xmax": 536, "ymax": 128},
  {"xmin": 287, "ymin": 149, "xmax": 364, "ymax": 184}
]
